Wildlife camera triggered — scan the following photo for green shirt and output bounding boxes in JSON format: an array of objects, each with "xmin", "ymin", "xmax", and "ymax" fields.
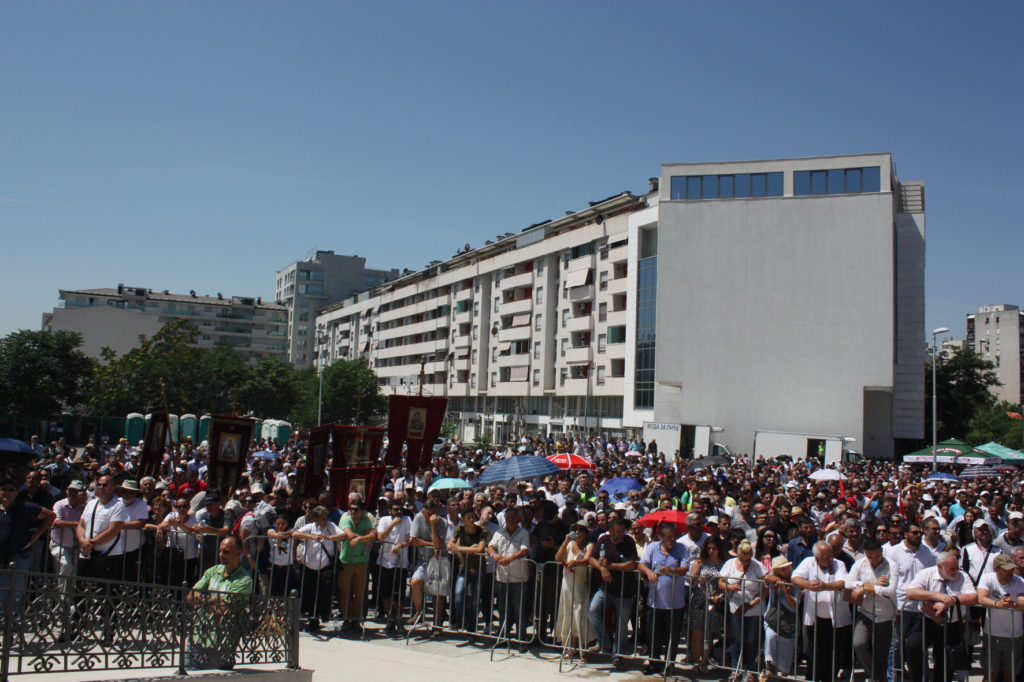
[
  {"xmin": 340, "ymin": 512, "xmax": 375, "ymax": 564},
  {"xmin": 191, "ymin": 564, "xmax": 254, "ymax": 649}
]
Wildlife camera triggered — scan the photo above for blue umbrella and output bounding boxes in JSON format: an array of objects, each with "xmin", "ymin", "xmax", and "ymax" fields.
[
  {"xmin": 0, "ymin": 438, "xmax": 35, "ymax": 465},
  {"xmin": 478, "ymin": 455, "xmax": 559, "ymax": 485},
  {"xmin": 599, "ymin": 477, "xmax": 642, "ymax": 501},
  {"xmin": 926, "ymin": 472, "xmax": 958, "ymax": 482},
  {"xmin": 428, "ymin": 477, "xmax": 472, "ymax": 493},
  {"xmin": 251, "ymin": 449, "xmax": 280, "ymax": 460}
]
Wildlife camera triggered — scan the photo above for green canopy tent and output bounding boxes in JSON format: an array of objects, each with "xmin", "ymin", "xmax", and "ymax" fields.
[
  {"xmin": 974, "ymin": 441, "xmax": 1024, "ymax": 465},
  {"xmin": 902, "ymin": 438, "xmax": 1000, "ymax": 466}
]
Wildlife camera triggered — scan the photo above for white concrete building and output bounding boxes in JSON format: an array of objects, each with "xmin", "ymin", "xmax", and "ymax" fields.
[
  {"xmin": 275, "ymin": 250, "xmax": 400, "ymax": 368},
  {"xmin": 317, "ymin": 154, "xmax": 925, "ymax": 458},
  {"xmin": 42, "ymin": 284, "xmax": 288, "ymax": 364},
  {"xmin": 967, "ymin": 304, "xmax": 1024, "ymax": 405}
]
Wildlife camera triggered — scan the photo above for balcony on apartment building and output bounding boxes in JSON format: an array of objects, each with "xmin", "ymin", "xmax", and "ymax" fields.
[
  {"xmin": 497, "ymin": 312, "xmax": 533, "ymax": 342},
  {"xmin": 500, "ymin": 263, "xmax": 534, "ymax": 291},
  {"xmin": 500, "ymin": 287, "xmax": 533, "ymax": 315}
]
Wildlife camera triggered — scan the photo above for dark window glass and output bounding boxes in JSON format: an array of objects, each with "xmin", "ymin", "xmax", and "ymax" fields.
[
  {"xmin": 846, "ymin": 168, "xmax": 862, "ymax": 193},
  {"xmin": 811, "ymin": 170, "xmax": 827, "ymax": 195},
  {"xmin": 719, "ymin": 175, "xmax": 734, "ymax": 197},
  {"xmin": 686, "ymin": 176, "xmax": 702, "ymax": 199},
  {"xmin": 702, "ymin": 175, "xmax": 718, "ymax": 199},
  {"xmin": 863, "ymin": 166, "xmax": 881, "ymax": 192},
  {"xmin": 751, "ymin": 174, "xmax": 766, "ymax": 197},
  {"xmin": 734, "ymin": 174, "xmax": 751, "ymax": 197},
  {"xmin": 793, "ymin": 171, "xmax": 810, "ymax": 196},
  {"xmin": 828, "ymin": 169, "xmax": 845, "ymax": 194},
  {"xmin": 670, "ymin": 177, "xmax": 686, "ymax": 200},
  {"xmin": 766, "ymin": 172, "xmax": 783, "ymax": 196}
]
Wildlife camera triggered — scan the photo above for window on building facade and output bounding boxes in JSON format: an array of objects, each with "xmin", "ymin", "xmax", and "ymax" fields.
[
  {"xmin": 535, "ymin": 314, "xmax": 542, "ymax": 331},
  {"xmin": 536, "ymin": 286, "xmax": 543, "ymax": 304},
  {"xmin": 534, "ymin": 341, "xmax": 541, "ymax": 359},
  {"xmin": 533, "ymin": 369, "xmax": 540, "ymax": 386},
  {"xmin": 599, "ymin": 272, "xmax": 608, "ymax": 291},
  {"xmin": 561, "ymin": 338, "xmax": 568, "ymax": 357},
  {"xmin": 562, "ymin": 309, "xmax": 569, "ymax": 328},
  {"xmin": 608, "ymin": 325, "xmax": 626, "ymax": 344},
  {"xmin": 596, "ymin": 366, "xmax": 606, "ymax": 385},
  {"xmin": 671, "ymin": 172, "xmax": 784, "ymax": 199},
  {"xmin": 491, "ymin": 372, "xmax": 496, "ymax": 388},
  {"xmin": 560, "ymin": 368, "xmax": 568, "ymax": 387},
  {"xmin": 793, "ymin": 166, "xmax": 881, "ymax": 196},
  {"xmin": 599, "ymin": 302, "xmax": 607, "ymax": 322},
  {"xmin": 598, "ymin": 334, "xmax": 606, "ymax": 353}
]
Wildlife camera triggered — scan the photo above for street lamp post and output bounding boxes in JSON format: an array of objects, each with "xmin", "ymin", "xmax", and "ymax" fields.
[
  {"xmin": 931, "ymin": 326, "xmax": 951, "ymax": 472},
  {"xmin": 316, "ymin": 326, "xmax": 329, "ymax": 426}
]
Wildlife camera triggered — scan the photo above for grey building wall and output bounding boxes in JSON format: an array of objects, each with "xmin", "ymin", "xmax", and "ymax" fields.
[
  {"xmin": 653, "ymin": 155, "xmax": 920, "ymax": 459},
  {"xmin": 43, "ymin": 305, "xmax": 164, "ymax": 358}
]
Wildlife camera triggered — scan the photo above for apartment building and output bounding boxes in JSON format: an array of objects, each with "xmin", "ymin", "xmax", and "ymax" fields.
[
  {"xmin": 317, "ymin": 153, "xmax": 925, "ymax": 458},
  {"xmin": 275, "ymin": 250, "xmax": 400, "ymax": 368},
  {"xmin": 967, "ymin": 304, "xmax": 1024, "ymax": 404},
  {"xmin": 42, "ymin": 284, "xmax": 288, "ymax": 364},
  {"xmin": 316, "ymin": 188, "xmax": 658, "ymax": 444}
]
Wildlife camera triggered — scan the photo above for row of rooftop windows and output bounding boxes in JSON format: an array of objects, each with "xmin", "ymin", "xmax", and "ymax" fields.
[{"xmin": 669, "ymin": 166, "xmax": 882, "ymax": 201}]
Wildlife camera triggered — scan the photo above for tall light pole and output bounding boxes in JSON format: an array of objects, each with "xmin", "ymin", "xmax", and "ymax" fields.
[
  {"xmin": 931, "ymin": 326, "xmax": 951, "ymax": 472},
  {"xmin": 316, "ymin": 326, "xmax": 329, "ymax": 426}
]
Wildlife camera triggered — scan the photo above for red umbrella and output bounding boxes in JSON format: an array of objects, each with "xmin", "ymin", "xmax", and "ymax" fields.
[
  {"xmin": 637, "ymin": 509, "xmax": 689, "ymax": 529},
  {"xmin": 546, "ymin": 452, "xmax": 595, "ymax": 470}
]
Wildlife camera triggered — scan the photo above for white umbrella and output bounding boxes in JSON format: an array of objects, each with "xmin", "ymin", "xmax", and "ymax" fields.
[{"xmin": 809, "ymin": 469, "xmax": 846, "ymax": 481}]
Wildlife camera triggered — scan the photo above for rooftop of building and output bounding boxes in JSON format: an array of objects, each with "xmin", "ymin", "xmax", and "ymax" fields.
[
  {"xmin": 318, "ymin": 186, "xmax": 653, "ymax": 316},
  {"xmin": 59, "ymin": 285, "xmax": 286, "ymax": 310}
]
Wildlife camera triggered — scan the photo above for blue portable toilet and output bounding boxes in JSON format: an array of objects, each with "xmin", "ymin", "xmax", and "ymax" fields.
[
  {"xmin": 180, "ymin": 414, "xmax": 198, "ymax": 443},
  {"xmin": 198, "ymin": 415, "xmax": 212, "ymax": 444},
  {"xmin": 125, "ymin": 413, "xmax": 145, "ymax": 444}
]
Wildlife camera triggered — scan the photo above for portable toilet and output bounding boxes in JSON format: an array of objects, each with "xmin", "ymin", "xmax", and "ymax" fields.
[
  {"xmin": 180, "ymin": 414, "xmax": 198, "ymax": 443},
  {"xmin": 198, "ymin": 415, "xmax": 212, "ymax": 443},
  {"xmin": 276, "ymin": 420, "xmax": 292, "ymax": 445},
  {"xmin": 262, "ymin": 419, "xmax": 278, "ymax": 443},
  {"xmin": 167, "ymin": 414, "xmax": 179, "ymax": 444},
  {"xmin": 125, "ymin": 413, "xmax": 145, "ymax": 444}
]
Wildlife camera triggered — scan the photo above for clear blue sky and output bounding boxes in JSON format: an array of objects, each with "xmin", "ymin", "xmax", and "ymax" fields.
[{"xmin": 2, "ymin": 2, "xmax": 1021, "ymax": 342}]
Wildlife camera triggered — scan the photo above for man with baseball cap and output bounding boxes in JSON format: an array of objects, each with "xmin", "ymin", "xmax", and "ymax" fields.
[
  {"xmin": 50, "ymin": 480, "xmax": 87, "ymax": 590},
  {"xmin": 976, "ymin": 552, "xmax": 1024, "ymax": 682}
]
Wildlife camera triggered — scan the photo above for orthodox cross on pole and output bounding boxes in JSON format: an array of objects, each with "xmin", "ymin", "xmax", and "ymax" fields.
[
  {"xmin": 158, "ymin": 378, "xmax": 175, "ymax": 448},
  {"xmin": 231, "ymin": 387, "xmax": 240, "ymax": 416},
  {"xmin": 417, "ymin": 355, "xmax": 427, "ymax": 396},
  {"xmin": 354, "ymin": 388, "xmax": 366, "ymax": 425}
]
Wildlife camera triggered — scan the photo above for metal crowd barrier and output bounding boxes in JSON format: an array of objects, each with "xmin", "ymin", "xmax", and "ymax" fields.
[{"xmin": 31, "ymin": 525, "xmax": 1024, "ymax": 681}]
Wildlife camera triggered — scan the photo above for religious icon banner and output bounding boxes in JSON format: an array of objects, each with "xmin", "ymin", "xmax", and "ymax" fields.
[
  {"xmin": 299, "ymin": 425, "xmax": 331, "ymax": 498},
  {"xmin": 139, "ymin": 406, "xmax": 170, "ymax": 480},
  {"xmin": 206, "ymin": 415, "xmax": 255, "ymax": 495},
  {"xmin": 329, "ymin": 465, "xmax": 388, "ymax": 511},
  {"xmin": 386, "ymin": 395, "xmax": 448, "ymax": 471},
  {"xmin": 330, "ymin": 425, "xmax": 386, "ymax": 469}
]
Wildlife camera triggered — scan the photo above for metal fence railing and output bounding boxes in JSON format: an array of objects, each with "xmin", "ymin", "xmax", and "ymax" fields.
[
  {"xmin": 27, "ymin": 525, "xmax": 1024, "ymax": 680},
  {"xmin": 0, "ymin": 563, "xmax": 300, "ymax": 678}
]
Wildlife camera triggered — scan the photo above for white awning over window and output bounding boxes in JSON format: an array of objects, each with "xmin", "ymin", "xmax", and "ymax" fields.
[
  {"xmin": 511, "ymin": 313, "xmax": 532, "ymax": 327},
  {"xmin": 497, "ymin": 342, "xmax": 513, "ymax": 353},
  {"xmin": 509, "ymin": 366, "xmax": 530, "ymax": 381},
  {"xmin": 565, "ymin": 268, "xmax": 590, "ymax": 288},
  {"xmin": 454, "ymin": 336, "xmax": 471, "ymax": 348}
]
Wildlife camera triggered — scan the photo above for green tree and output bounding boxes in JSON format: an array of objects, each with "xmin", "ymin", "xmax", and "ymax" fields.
[
  {"xmin": 0, "ymin": 330, "xmax": 94, "ymax": 415},
  {"xmin": 239, "ymin": 357, "xmax": 301, "ymax": 419},
  {"xmin": 290, "ymin": 358, "xmax": 386, "ymax": 427},
  {"xmin": 925, "ymin": 348, "xmax": 1001, "ymax": 441},
  {"xmin": 966, "ymin": 400, "xmax": 1024, "ymax": 449},
  {"xmin": 195, "ymin": 345, "xmax": 248, "ymax": 414},
  {"xmin": 88, "ymin": 320, "xmax": 210, "ymax": 415}
]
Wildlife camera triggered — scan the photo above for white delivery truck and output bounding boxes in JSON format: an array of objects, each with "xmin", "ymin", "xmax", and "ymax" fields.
[{"xmin": 752, "ymin": 430, "xmax": 849, "ymax": 465}]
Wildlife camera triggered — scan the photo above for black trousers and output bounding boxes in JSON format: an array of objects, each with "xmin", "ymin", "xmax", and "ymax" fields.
[{"xmin": 649, "ymin": 607, "xmax": 686, "ymax": 664}]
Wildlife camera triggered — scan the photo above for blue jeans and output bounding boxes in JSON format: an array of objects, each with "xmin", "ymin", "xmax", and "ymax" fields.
[
  {"xmin": 454, "ymin": 569, "xmax": 484, "ymax": 631},
  {"xmin": 589, "ymin": 589, "xmax": 634, "ymax": 656},
  {"xmin": 0, "ymin": 550, "xmax": 33, "ymax": 616},
  {"xmin": 728, "ymin": 613, "xmax": 762, "ymax": 672},
  {"xmin": 495, "ymin": 581, "xmax": 527, "ymax": 640}
]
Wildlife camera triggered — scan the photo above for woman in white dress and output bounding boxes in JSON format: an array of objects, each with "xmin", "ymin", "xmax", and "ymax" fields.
[{"xmin": 554, "ymin": 523, "xmax": 595, "ymax": 662}]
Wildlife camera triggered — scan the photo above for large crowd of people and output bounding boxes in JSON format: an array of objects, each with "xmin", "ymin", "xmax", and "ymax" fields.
[{"xmin": 4, "ymin": 430, "xmax": 1024, "ymax": 680}]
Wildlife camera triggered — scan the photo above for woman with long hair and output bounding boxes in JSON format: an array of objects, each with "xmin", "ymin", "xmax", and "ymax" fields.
[
  {"xmin": 755, "ymin": 527, "xmax": 781, "ymax": 571},
  {"xmin": 687, "ymin": 536, "xmax": 726, "ymax": 672}
]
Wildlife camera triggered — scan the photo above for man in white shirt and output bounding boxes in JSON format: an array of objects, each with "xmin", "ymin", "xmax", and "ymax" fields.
[
  {"xmin": 976, "ymin": 553, "xmax": 1024, "ymax": 682},
  {"xmin": 679, "ymin": 512, "xmax": 708, "ymax": 563},
  {"xmin": 846, "ymin": 539, "xmax": 896, "ymax": 682},
  {"xmin": 75, "ymin": 474, "xmax": 128, "ymax": 581},
  {"xmin": 905, "ymin": 551, "xmax": 979, "ymax": 682},
  {"xmin": 963, "ymin": 519, "xmax": 998, "ymax": 586},
  {"xmin": 375, "ymin": 502, "xmax": 413, "ymax": 635},
  {"xmin": 889, "ymin": 523, "xmax": 937, "ymax": 682},
  {"xmin": 920, "ymin": 516, "xmax": 947, "ymax": 560},
  {"xmin": 791, "ymin": 542, "xmax": 851, "ymax": 682},
  {"xmin": 486, "ymin": 507, "xmax": 531, "ymax": 652},
  {"xmin": 118, "ymin": 479, "xmax": 150, "ymax": 582},
  {"xmin": 50, "ymin": 480, "xmax": 86, "ymax": 590}
]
